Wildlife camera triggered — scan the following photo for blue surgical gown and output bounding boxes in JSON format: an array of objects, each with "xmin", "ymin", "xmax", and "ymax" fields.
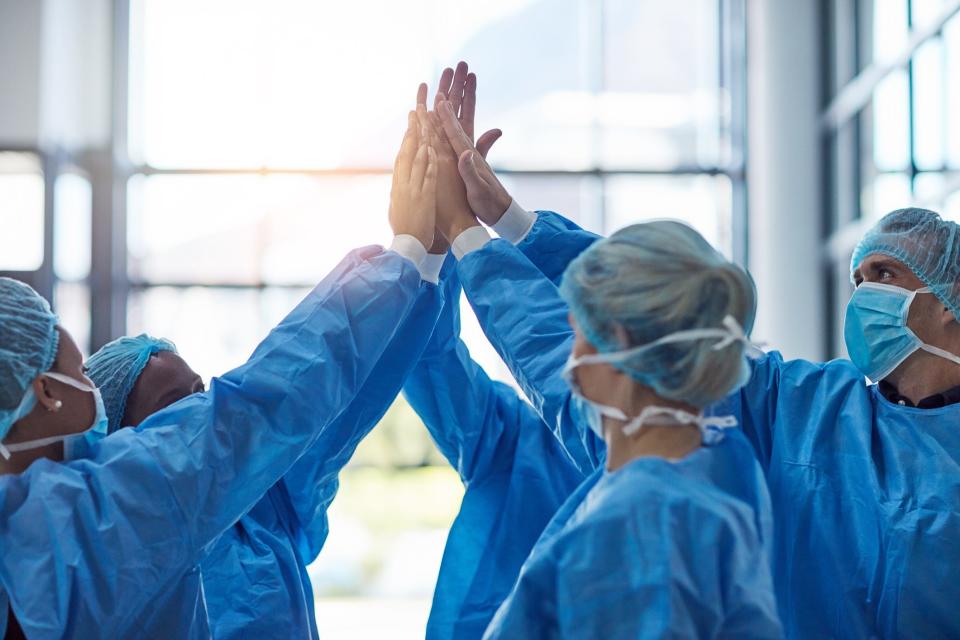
[
  {"xmin": 0, "ymin": 246, "xmax": 421, "ymax": 638},
  {"xmin": 483, "ymin": 430, "xmax": 782, "ymax": 639},
  {"xmin": 403, "ymin": 258, "xmax": 587, "ymax": 639},
  {"xmin": 470, "ymin": 212, "xmax": 960, "ymax": 638},
  {"xmin": 202, "ymin": 280, "xmax": 443, "ymax": 639}
]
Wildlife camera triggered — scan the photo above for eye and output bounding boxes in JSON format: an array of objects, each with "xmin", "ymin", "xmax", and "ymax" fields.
[
  {"xmin": 878, "ymin": 268, "xmax": 894, "ymax": 281},
  {"xmin": 854, "ymin": 276, "xmax": 863, "ymax": 287}
]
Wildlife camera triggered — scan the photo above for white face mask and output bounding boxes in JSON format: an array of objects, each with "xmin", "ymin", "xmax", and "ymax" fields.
[
  {"xmin": 0, "ymin": 372, "xmax": 109, "ymax": 461},
  {"xmin": 561, "ymin": 315, "xmax": 759, "ymax": 444}
]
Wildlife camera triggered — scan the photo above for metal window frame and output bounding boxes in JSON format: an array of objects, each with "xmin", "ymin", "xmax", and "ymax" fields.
[{"xmin": 104, "ymin": 0, "xmax": 749, "ymax": 348}]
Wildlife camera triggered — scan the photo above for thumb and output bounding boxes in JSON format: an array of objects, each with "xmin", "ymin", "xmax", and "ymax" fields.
[
  {"xmin": 458, "ymin": 150, "xmax": 490, "ymax": 190},
  {"xmin": 476, "ymin": 129, "xmax": 502, "ymax": 159}
]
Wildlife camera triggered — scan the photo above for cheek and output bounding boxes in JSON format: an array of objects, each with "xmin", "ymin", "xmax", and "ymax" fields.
[{"xmin": 64, "ymin": 388, "xmax": 96, "ymax": 433}]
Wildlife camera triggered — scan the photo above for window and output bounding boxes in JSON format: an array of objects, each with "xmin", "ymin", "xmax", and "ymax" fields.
[
  {"xmin": 824, "ymin": 0, "xmax": 960, "ymax": 355},
  {"xmin": 122, "ymin": 1, "xmax": 744, "ymax": 635}
]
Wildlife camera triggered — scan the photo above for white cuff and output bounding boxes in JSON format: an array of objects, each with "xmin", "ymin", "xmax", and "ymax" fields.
[
  {"xmin": 389, "ymin": 235, "xmax": 428, "ymax": 276},
  {"xmin": 491, "ymin": 200, "xmax": 537, "ymax": 245},
  {"xmin": 420, "ymin": 252, "xmax": 446, "ymax": 285},
  {"xmin": 451, "ymin": 226, "xmax": 492, "ymax": 260}
]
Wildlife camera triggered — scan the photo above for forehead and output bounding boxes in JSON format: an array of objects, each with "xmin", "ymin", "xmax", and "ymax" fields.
[
  {"xmin": 55, "ymin": 327, "xmax": 82, "ymax": 364},
  {"xmin": 139, "ymin": 350, "xmax": 197, "ymax": 384},
  {"xmin": 854, "ymin": 253, "xmax": 909, "ymax": 274}
]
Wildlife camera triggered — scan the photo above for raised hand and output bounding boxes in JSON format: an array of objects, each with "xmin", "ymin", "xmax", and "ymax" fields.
[
  {"xmin": 389, "ymin": 111, "xmax": 437, "ymax": 249},
  {"xmin": 436, "ymin": 98, "xmax": 513, "ymax": 226},
  {"xmin": 416, "ymin": 83, "xmax": 480, "ymax": 245},
  {"xmin": 435, "ymin": 61, "xmax": 502, "ymax": 159}
]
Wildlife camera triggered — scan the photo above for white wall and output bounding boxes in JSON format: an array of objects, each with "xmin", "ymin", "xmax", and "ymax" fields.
[
  {"xmin": 747, "ymin": 0, "xmax": 826, "ymax": 360},
  {"xmin": 0, "ymin": 0, "xmax": 112, "ymax": 151}
]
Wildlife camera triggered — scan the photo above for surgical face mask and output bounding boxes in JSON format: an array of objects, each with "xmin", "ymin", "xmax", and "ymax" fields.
[
  {"xmin": 0, "ymin": 372, "xmax": 109, "ymax": 461},
  {"xmin": 561, "ymin": 315, "xmax": 757, "ymax": 443},
  {"xmin": 844, "ymin": 282, "xmax": 960, "ymax": 382}
]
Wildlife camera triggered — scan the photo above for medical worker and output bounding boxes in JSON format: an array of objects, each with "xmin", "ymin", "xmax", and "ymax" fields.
[
  {"xmin": 467, "ymin": 220, "xmax": 781, "ymax": 637},
  {"xmin": 435, "ymin": 89, "xmax": 960, "ymax": 638},
  {"xmin": 85, "ymin": 257, "xmax": 446, "ymax": 638},
  {"xmin": 0, "ymin": 114, "xmax": 438, "ymax": 638}
]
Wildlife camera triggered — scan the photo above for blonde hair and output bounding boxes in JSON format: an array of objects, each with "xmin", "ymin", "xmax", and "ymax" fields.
[{"xmin": 559, "ymin": 220, "xmax": 757, "ymax": 407}]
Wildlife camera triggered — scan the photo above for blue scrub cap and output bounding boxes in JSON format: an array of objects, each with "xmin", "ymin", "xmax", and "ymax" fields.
[
  {"xmin": 86, "ymin": 334, "xmax": 177, "ymax": 434},
  {"xmin": 0, "ymin": 278, "xmax": 60, "ymax": 440},
  {"xmin": 851, "ymin": 208, "xmax": 960, "ymax": 320},
  {"xmin": 559, "ymin": 221, "xmax": 757, "ymax": 408}
]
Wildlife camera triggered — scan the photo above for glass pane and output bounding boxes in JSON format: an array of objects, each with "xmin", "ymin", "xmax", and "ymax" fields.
[
  {"xmin": 132, "ymin": 0, "xmax": 598, "ymax": 171},
  {"xmin": 872, "ymin": 0, "xmax": 909, "ymax": 64},
  {"xmin": 54, "ymin": 173, "xmax": 92, "ymax": 280},
  {"xmin": 498, "ymin": 174, "xmax": 604, "ymax": 233},
  {"xmin": 128, "ymin": 174, "xmax": 394, "ymax": 285},
  {"xmin": 944, "ymin": 16, "xmax": 960, "ymax": 168},
  {"xmin": 872, "ymin": 69, "xmax": 911, "ymax": 171},
  {"xmin": 861, "ymin": 173, "xmax": 912, "ymax": 222},
  {"xmin": 0, "ymin": 152, "xmax": 44, "ymax": 270},
  {"xmin": 913, "ymin": 38, "xmax": 945, "ymax": 171},
  {"xmin": 127, "ymin": 286, "xmax": 311, "ymax": 380},
  {"xmin": 54, "ymin": 282, "xmax": 91, "ymax": 358},
  {"xmin": 602, "ymin": 0, "xmax": 724, "ymax": 169},
  {"xmin": 912, "ymin": 0, "xmax": 950, "ymax": 31},
  {"xmin": 913, "ymin": 171, "xmax": 946, "ymax": 205},
  {"xmin": 603, "ymin": 174, "xmax": 733, "ymax": 256}
]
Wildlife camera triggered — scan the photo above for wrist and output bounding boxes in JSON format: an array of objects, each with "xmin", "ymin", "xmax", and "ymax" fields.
[
  {"xmin": 439, "ymin": 209, "xmax": 480, "ymax": 244},
  {"xmin": 484, "ymin": 192, "xmax": 514, "ymax": 225}
]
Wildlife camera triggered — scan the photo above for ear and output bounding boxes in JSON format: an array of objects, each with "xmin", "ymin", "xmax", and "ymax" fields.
[
  {"xmin": 941, "ymin": 304, "xmax": 957, "ymax": 328},
  {"xmin": 32, "ymin": 376, "xmax": 63, "ymax": 413}
]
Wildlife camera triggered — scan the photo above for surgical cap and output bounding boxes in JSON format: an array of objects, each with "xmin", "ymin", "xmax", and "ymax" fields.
[
  {"xmin": 0, "ymin": 277, "xmax": 60, "ymax": 439},
  {"xmin": 559, "ymin": 221, "xmax": 757, "ymax": 408},
  {"xmin": 851, "ymin": 207, "xmax": 960, "ymax": 320},
  {"xmin": 85, "ymin": 334, "xmax": 177, "ymax": 433}
]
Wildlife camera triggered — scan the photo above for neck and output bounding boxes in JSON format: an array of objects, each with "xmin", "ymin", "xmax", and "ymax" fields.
[
  {"xmin": 602, "ymin": 386, "xmax": 702, "ymax": 472},
  {"xmin": 0, "ymin": 441, "xmax": 63, "ymax": 475},
  {"xmin": 885, "ymin": 350, "xmax": 960, "ymax": 404},
  {"xmin": 0, "ymin": 411, "xmax": 66, "ymax": 475}
]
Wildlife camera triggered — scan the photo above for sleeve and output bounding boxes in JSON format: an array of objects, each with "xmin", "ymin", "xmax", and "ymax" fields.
[
  {"xmin": 280, "ymin": 279, "xmax": 444, "ymax": 562},
  {"xmin": 0, "ymin": 245, "xmax": 422, "ymax": 637},
  {"xmin": 515, "ymin": 210, "xmax": 600, "ymax": 286},
  {"xmin": 706, "ymin": 352, "xmax": 785, "ymax": 471},
  {"xmin": 402, "ymin": 256, "xmax": 527, "ymax": 485},
  {"xmin": 457, "ymin": 239, "xmax": 604, "ymax": 473}
]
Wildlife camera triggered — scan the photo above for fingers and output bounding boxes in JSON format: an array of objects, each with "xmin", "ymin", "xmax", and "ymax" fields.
[
  {"xmin": 416, "ymin": 82, "xmax": 428, "ymax": 109},
  {"xmin": 461, "ymin": 72, "xmax": 477, "ymax": 140},
  {"xmin": 437, "ymin": 100, "xmax": 474, "ymax": 157},
  {"xmin": 476, "ymin": 128, "xmax": 502, "ymax": 159},
  {"xmin": 421, "ymin": 146, "xmax": 438, "ymax": 196},
  {"xmin": 395, "ymin": 110, "xmax": 419, "ymax": 183},
  {"xmin": 458, "ymin": 149, "xmax": 490, "ymax": 191},
  {"xmin": 410, "ymin": 142, "xmax": 429, "ymax": 191},
  {"xmin": 435, "ymin": 67, "xmax": 454, "ymax": 110},
  {"xmin": 449, "ymin": 61, "xmax": 469, "ymax": 116}
]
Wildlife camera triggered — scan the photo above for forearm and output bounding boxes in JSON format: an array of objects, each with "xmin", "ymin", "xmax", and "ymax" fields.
[{"xmin": 280, "ymin": 278, "xmax": 444, "ymax": 560}]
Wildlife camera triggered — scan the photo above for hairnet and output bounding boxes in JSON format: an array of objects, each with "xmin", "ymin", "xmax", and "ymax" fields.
[
  {"xmin": 0, "ymin": 277, "xmax": 60, "ymax": 439},
  {"xmin": 559, "ymin": 220, "xmax": 757, "ymax": 408},
  {"xmin": 851, "ymin": 207, "xmax": 960, "ymax": 320},
  {"xmin": 85, "ymin": 334, "xmax": 177, "ymax": 433}
]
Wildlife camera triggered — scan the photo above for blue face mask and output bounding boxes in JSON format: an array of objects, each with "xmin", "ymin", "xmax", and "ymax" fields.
[
  {"xmin": 844, "ymin": 282, "xmax": 960, "ymax": 381},
  {"xmin": 0, "ymin": 372, "xmax": 110, "ymax": 461}
]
